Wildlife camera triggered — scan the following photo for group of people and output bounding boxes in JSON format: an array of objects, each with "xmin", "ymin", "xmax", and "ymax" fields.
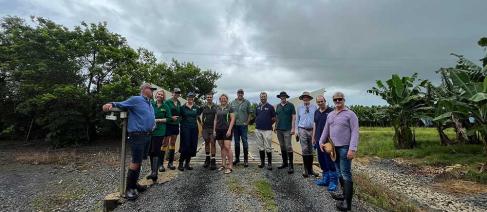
[{"xmin": 102, "ymin": 83, "xmax": 359, "ymax": 211}]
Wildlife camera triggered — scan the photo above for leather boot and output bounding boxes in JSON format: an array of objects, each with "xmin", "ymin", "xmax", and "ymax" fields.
[
  {"xmin": 331, "ymin": 177, "xmax": 345, "ymax": 200},
  {"xmin": 233, "ymin": 146, "xmax": 240, "ymax": 165},
  {"xmin": 243, "ymin": 148, "xmax": 249, "ymax": 167},
  {"xmin": 159, "ymin": 151, "xmax": 166, "ymax": 172},
  {"xmin": 336, "ymin": 181, "xmax": 353, "ymax": 211},
  {"xmin": 277, "ymin": 150, "xmax": 288, "ymax": 169},
  {"xmin": 302, "ymin": 155, "xmax": 309, "ymax": 178},
  {"xmin": 288, "ymin": 152, "xmax": 294, "ymax": 174},
  {"xmin": 258, "ymin": 151, "xmax": 265, "ymax": 168},
  {"xmin": 167, "ymin": 149, "xmax": 176, "ymax": 170},
  {"xmin": 178, "ymin": 156, "xmax": 185, "ymax": 171},
  {"xmin": 185, "ymin": 157, "xmax": 193, "ymax": 170},
  {"xmin": 203, "ymin": 156, "xmax": 210, "ymax": 168},
  {"xmin": 266, "ymin": 152, "xmax": 273, "ymax": 170},
  {"xmin": 210, "ymin": 158, "xmax": 217, "ymax": 170},
  {"xmin": 125, "ymin": 169, "xmax": 139, "ymax": 201}
]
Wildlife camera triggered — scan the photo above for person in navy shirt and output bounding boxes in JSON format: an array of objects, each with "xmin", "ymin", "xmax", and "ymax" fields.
[
  {"xmin": 102, "ymin": 83, "xmax": 156, "ymax": 201},
  {"xmin": 312, "ymin": 95, "xmax": 337, "ymax": 191},
  {"xmin": 254, "ymin": 92, "xmax": 276, "ymax": 170}
]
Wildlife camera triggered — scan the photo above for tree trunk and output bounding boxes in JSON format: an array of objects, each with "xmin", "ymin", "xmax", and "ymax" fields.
[
  {"xmin": 452, "ymin": 115, "xmax": 467, "ymax": 143},
  {"xmin": 393, "ymin": 125, "xmax": 415, "ymax": 149},
  {"xmin": 437, "ymin": 125, "xmax": 453, "ymax": 145}
]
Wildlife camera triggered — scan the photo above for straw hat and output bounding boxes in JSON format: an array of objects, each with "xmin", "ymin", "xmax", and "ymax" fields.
[{"xmin": 324, "ymin": 138, "xmax": 336, "ymax": 161}]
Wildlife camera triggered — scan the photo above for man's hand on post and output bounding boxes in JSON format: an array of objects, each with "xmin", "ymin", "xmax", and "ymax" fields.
[{"xmin": 102, "ymin": 103, "xmax": 113, "ymax": 112}]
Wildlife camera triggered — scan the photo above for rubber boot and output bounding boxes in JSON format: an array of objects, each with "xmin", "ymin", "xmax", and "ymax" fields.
[
  {"xmin": 266, "ymin": 152, "xmax": 273, "ymax": 170},
  {"xmin": 178, "ymin": 156, "xmax": 185, "ymax": 171},
  {"xmin": 233, "ymin": 146, "xmax": 240, "ymax": 165},
  {"xmin": 146, "ymin": 156, "xmax": 159, "ymax": 183},
  {"xmin": 125, "ymin": 169, "xmax": 139, "ymax": 201},
  {"xmin": 277, "ymin": 151, "xmax": 288, "ymax": 169},
  {"xmin": 159, "ymin": 151, "xmax": 166, "ymax": 172},
  {"xmin": 288, "ymin": 152, "xmax": 294, "ymax": 174},
  {"xmin": 134, "ymin": 168, "xmax": 147, "ymax": 193},
  {"xmin": 331, "ymin": 177, "xmax": 345, "ymax": 200},
  {"xmin": 315, "ymin": 171, "xmax": 329, "ymax": 186},
  {"xmin": 258, "ymin": 151, "xmax": 265, "ymax": 168},
  {"xmin": 308, "ymin": 156, "xmax": 319, "ymax": 177},
  {"xmin": 210, "ymin": 158, "xmax": 217, "ymax": 170},
  {"xmin": 203, "ymin": 156, "xmax": 210, "ymax": 168},
  {"xmin": 185, "ymin": 157, "xmax": 193, "ymax": 170},
  {"xmin": 327, "ymin": 171, "xmax": 338, "ymax": 192},
  {"xmin": 243, "ymin": 148, "xmax": 249, "ymax": 167},
  {"xmin": 302, "ymin": 155, "xmax": 309, "ymax": 178},
  {"xmin": 167, "ymin": 149, "xmax": 176, "ymax": 170},
  {"xmin": 336, "ymin": 181, "xmax": 353, "ymax": 211}
]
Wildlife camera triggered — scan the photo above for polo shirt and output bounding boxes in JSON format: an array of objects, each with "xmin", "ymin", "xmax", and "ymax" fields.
[
  {"xmin": 151, "ymin": 100, "xmax": 172, "ymax": 136},
  {"xmin": 216, "ymin": 105, "xmax": 234, "ymax": 130},
  {"xmin": 201, "ymin": 103, "xmax": 217, "ymax": 129},
  {"xmin": 314, "ymin": 106, "xmax": 334, "ymax": 141},
  {"xmin": 255, "ymin": 102, "xmax": 275, "ymax": 130},
  {"xmin": 112, "ymin": 96, "xmax": 155, "ymax": 133},
  {"xmin": 180, "ymin": 104, "xmax": 202, "ymax": 128},
  {"xmin": 275, "ymin": 102, "xmax": 296, "ymax": 131},
  {"xmin": 164, "ymin": 99, "xmax": 181, "ymax": 125}
]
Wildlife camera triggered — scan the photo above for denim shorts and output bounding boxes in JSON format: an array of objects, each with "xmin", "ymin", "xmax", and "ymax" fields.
[{"xmin": 128, "ymin": 134, "xmax": 151, "ymax": 164}]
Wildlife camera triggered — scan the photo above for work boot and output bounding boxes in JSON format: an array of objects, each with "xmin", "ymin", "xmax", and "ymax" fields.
[
  {"xmin": 266, "ymin": 152, "xmax": 273, "ymax": 170},
  {"xmin": 185, "ymin": 157, "xmax": 193, "ymax": 170},
  {"xmin": 203, "ymin": 156, "xmax": 211, "ymax": 168},
  {"xmin": 233, "ymin": 146, "xmax": 240, "ymax": 165},
  {"xmin": 331, "ymin": 177, "xmax": 345, "ymax": 200},
  {"xmin": 336, "ymin": 181, "xmax": 353, "ymax": 211},
  {"xmin": 243, "ymin": 148, "xmax": 249, "ymax": 167},
  {"xmin": 258, "ymin": 151, "xmax": 265, "ymax": 168},
  {"xmin": 125, "ymin": 169, "xmax": 139, "ymax": 201},
  {"xmin": 308, "ymin": 156, "xmax": 319, "ymax": 177},
  {"xmin": 210, "ymin": 158, "xmax": 217, "ymax": 170},
  {"xmin": 167, "ymin": 149, "xmax": 176, "ymax": 170},
  {"xmin": 302, "ymin": 155, "xmax": 309, "ymax": 178},
  {"xmin": 288, "ymin": 152, "xmax": 294, "ymax": 174},
  {"xmin": 327, "ymin": 171, "xmax": 338, "ymax": 192},
  {"xmin": 146, "ymin": 156, "xmax": 159, "ymax": 183},
  {"xmin": 315, "ymin": 171, "xmax": 330, "ymax": 186},
  {"xmin": 178, "ymin": 157, "xmax": 185, "ymax": 171},
  {"xmin": 159, "ymin": 151, "xmax": 166, "ymax": 172},
  {"xmin": 277, "ymin": 150, "xmax": 288, "ymax": 169}
]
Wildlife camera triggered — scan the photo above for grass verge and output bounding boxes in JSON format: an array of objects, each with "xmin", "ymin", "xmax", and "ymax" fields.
[{"xmin": 254, "ymin": 179, "xmax": 278, "ymax": 212}]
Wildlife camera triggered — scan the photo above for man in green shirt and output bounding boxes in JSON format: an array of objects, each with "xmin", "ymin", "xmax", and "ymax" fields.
[
  {"xmin": 162, "ymin": 88, "xmax": 181, "ymax": 170},
  {"xmin": 201, "ymin": 93, "xmax": 218, "ymax": 170},
  {"xmin": 275, "ymin": 91, "xmax": 296, "ymax": 174},
  {"xmin": 230, "ymin": 89, "xmax": 252, "ymax": 167}
]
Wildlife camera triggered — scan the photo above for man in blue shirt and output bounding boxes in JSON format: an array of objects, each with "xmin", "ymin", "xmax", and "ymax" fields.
[
  {"xmin": 296, "ymin": 91, "xmax": 318, "ymax": 178},
  {"xmin": 254, "ymin": 92, "xmax": 276, "ymax": 170},
  {"xmin": 312, "ymin": 95, "xmax": 337, "ymax": 191},
  {"xmin": 102, "ymin": 83, "xmax": 156, "ymax": 201}
]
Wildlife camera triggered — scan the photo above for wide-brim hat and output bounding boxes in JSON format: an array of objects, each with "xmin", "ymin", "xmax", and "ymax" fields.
[
  {"xmin": 277, "ymin": 91, "xmax": 290, "ymax": 98},
  {"xmin": 299, "ymin": 91, "xmax": 313, "ymax": 100},
  {"xmin": 324, "ymin": 138, "xmax": 336, "ymax": 161}
]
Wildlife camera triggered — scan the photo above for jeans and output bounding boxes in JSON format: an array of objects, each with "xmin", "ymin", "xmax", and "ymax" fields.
[
  {"xmin": 334, "ymin": 145, "xmax": 352, "ymax": 182},
  {"xmin": 233, "ymin": 125, "xmax": 249, "ymax": 151},
  {"xmin": 127, "ymin": 134, "xmax": 151, "ymax": 164}
]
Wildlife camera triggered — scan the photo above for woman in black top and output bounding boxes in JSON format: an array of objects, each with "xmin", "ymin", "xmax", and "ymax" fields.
[{"xmin": 213, "ymin": 94, "xmax": 235, "ymax": 174}]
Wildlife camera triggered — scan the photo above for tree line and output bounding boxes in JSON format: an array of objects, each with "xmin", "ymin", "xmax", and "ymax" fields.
[{"xmin": 0, "ymin": 16, "xmax": 220, "ymax": 147}]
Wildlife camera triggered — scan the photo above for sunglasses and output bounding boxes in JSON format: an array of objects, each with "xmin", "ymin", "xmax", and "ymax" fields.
[
  {"xmin": 333, "ymin": 98, "xmax": 344, "ymax": 102},
  {"xmin": 317, "ymin": 101, "xmax": 325, "ymax": 103}
]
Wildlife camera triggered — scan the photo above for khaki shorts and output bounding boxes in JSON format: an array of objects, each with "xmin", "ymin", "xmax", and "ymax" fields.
[{"xmin": 202, "ymin": 128, "xmax": 214, "ymax": 141}]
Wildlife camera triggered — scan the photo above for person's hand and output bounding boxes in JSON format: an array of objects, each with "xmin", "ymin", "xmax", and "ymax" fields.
[
  {"xmin": 290, "ymin": 129, "xmax": 295, "ymax": 135},
  {"xmin": 226, "ymin": 130, "xmax": 231, "ymax": 137},
  {"xmin": 347, "ymin": 150, "xmax": 355, "ymax": 160},
  {"xmin": 102, "ymin": 103, "xmax": 113, "ymax": 112},
  {"xmin": 320, "ymin": 143, "xmax": 326, "ymax": 152},
  {"xmin": 213, "ymin": 131, "xmax": 217, "ymax": 136},
  {"xmin": 171, "ymin": 116, "xmax": 178, "ymax": 121},
  {"xmin": 312, "ymin": 137, "xmax": 316, "ymax": 145}
]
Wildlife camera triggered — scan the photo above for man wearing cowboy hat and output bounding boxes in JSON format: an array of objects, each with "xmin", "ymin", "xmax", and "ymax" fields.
[
  {"xmin": 102, "ymin": 83, "xmax": 156, "ymax": 200},
  {"xmin": 312, "ymin": 95, "xmax": 338, "ymax": 191},
  {"xmin": 319, "ymin": 91, "xmax": 359, "ymax": 211},
  {"xmin": 296, "ymin": 91, "xmax": 319, "ymax": 178},
  {"xmin": 275, "ymin": 91, "xmax": 296, "ymax": 174}
]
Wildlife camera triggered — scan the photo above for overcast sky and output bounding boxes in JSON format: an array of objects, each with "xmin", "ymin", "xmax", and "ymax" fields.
[{"xmin": 2, "ymin": 0, "xmax": 486, "ymax": 105}]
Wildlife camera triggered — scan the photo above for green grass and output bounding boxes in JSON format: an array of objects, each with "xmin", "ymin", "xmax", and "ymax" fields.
[
  {"xmin": 358, "ymin": 127, "xmax": 487, "ymax": 183},
  {"xmin": 254, "ymin": 179, "xmax": 278, "ymax": 212}
]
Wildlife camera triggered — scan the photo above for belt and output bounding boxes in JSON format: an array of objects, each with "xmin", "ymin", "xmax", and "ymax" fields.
[
  {"xmin": 299, "ymin": 127, "xmax": 313, "ymax": 131},
  {"xmin": 128, "ymin": 132, "xmax": 151, "ymax": 136}
]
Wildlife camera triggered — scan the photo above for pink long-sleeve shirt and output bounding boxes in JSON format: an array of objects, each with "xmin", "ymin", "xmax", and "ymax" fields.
[{"xmin": 318, "ymin": 108, "xmax": 360, "ymax": 151}]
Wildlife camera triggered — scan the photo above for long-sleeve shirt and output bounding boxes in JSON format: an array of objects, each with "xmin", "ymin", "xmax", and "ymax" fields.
[
  {"xmin": 318, "ymin": 108, "xmax": 359, "ymax": 151},
  {"xmin": 112, "ymin": 96, "xmax": 155, "ymax": 133},
  {"xmin": 296, "ymin": 104, "xmax": 318, "ymax": 130},
  {"xmin": 230, "ymin": 98, "xmax": 252, "ymax": 126}
]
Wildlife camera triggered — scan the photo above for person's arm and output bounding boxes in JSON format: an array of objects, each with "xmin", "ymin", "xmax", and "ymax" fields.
[
  {"xmin": 312, "ymin": 122, "xmax": 316, "ymax": 145},
  {"xmin": 103, "ymin": 96, "xmax": 137, "ymax": 111},
  {"xmin": 319, "ymin": 116, "xmax": 331, "ymax": 152},
  {"xmin": 227, "ymin": 112, "xmax": 236, "ymax": 137},
  {"xmin": 271, "ymin": 105, "xmax": 276, "ymax": 124},
  {"xmin": 246, "ymin": 101, "xmax": 252, "ymax": 125},
  {"xmin": 348, "ymin": 112, "xmax": 360, "ymax": 158},
  {"xmin": 291, "ymin": 110, "xmax": 296, "ymax": 136},
  {"xmin": 213, "ymin": 113, "xmax": 218, "ymax": 135}
]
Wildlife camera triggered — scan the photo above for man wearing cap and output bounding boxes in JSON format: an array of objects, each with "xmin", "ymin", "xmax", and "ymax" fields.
[
  {"xmin": 312, "ymin": 95, "xmax": 338, "ymax": 191},
  {"xmin": 230, "ymin": 89, "xmax": 252, "ymax": 167},
  {"xmin": 296, "ymin": 91, "xmax": 319, "ymax": 178},
  {"xmin": 275, "ymin": 91, "xmax": 296, "ymax": 174},
  {"xmin": 102, "ymin": 83, "xmax": 156, "ymax": 200},
  {"xmin": 319, "ymin": 91, "xmax": 359, "ymax": 211},
  {"xmin": 162, "ymin": 88, "xmax": 181, "ymax": 170},
  {"xmin": 178, "ymin": 92, "xmax": 203, "ymax": 171},
  {"xmin": 254, "ymin": 92, "xmax": 276, "ymax": 170},
  {"xmin": 201, "ymin": 92, "xmax": 218, "ymax": 170}
]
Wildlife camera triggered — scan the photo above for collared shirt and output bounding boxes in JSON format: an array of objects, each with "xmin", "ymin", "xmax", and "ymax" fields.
[
  {"xmin": 180, "ymin": 104, "xmax": 203, "ymax": 128},
  {"xmin": 151, "ymin": 100, "xmax": 172, "ymax": 136},
  {"xmin": 296, "ymin": 103, "xmax": 318, "ymax": 130},
  {"xmin": 201, "ymin": 103, "xmax": 217, "ymax": 129},
  {"xmin": 112, "ymin": 96, "xmax": 155, "ymax": 133},
  {"xmin": 164, "ymin": 99, "xmax": 181, "ymax": 125},
  {"xmin": 319, "ymin": 108, "xmax": 360, "ymax": 151},
  {"xmin": 275, "ymin": 102, "xmax": 295, "ymax": 131},
  {"xmin": 255, "ymin": 102, "xmax": 275, "ymax": 131},
  {"xmin": 314, "ymin": 106, "xmax": 334, "ymax": 141},
  {"xmin": 230, "ymin": 98, "xmax": 252, "ymax": 126},
  {"xmin": 216, "ymin": 104, "xmax": 234, "ymax": 130}
]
